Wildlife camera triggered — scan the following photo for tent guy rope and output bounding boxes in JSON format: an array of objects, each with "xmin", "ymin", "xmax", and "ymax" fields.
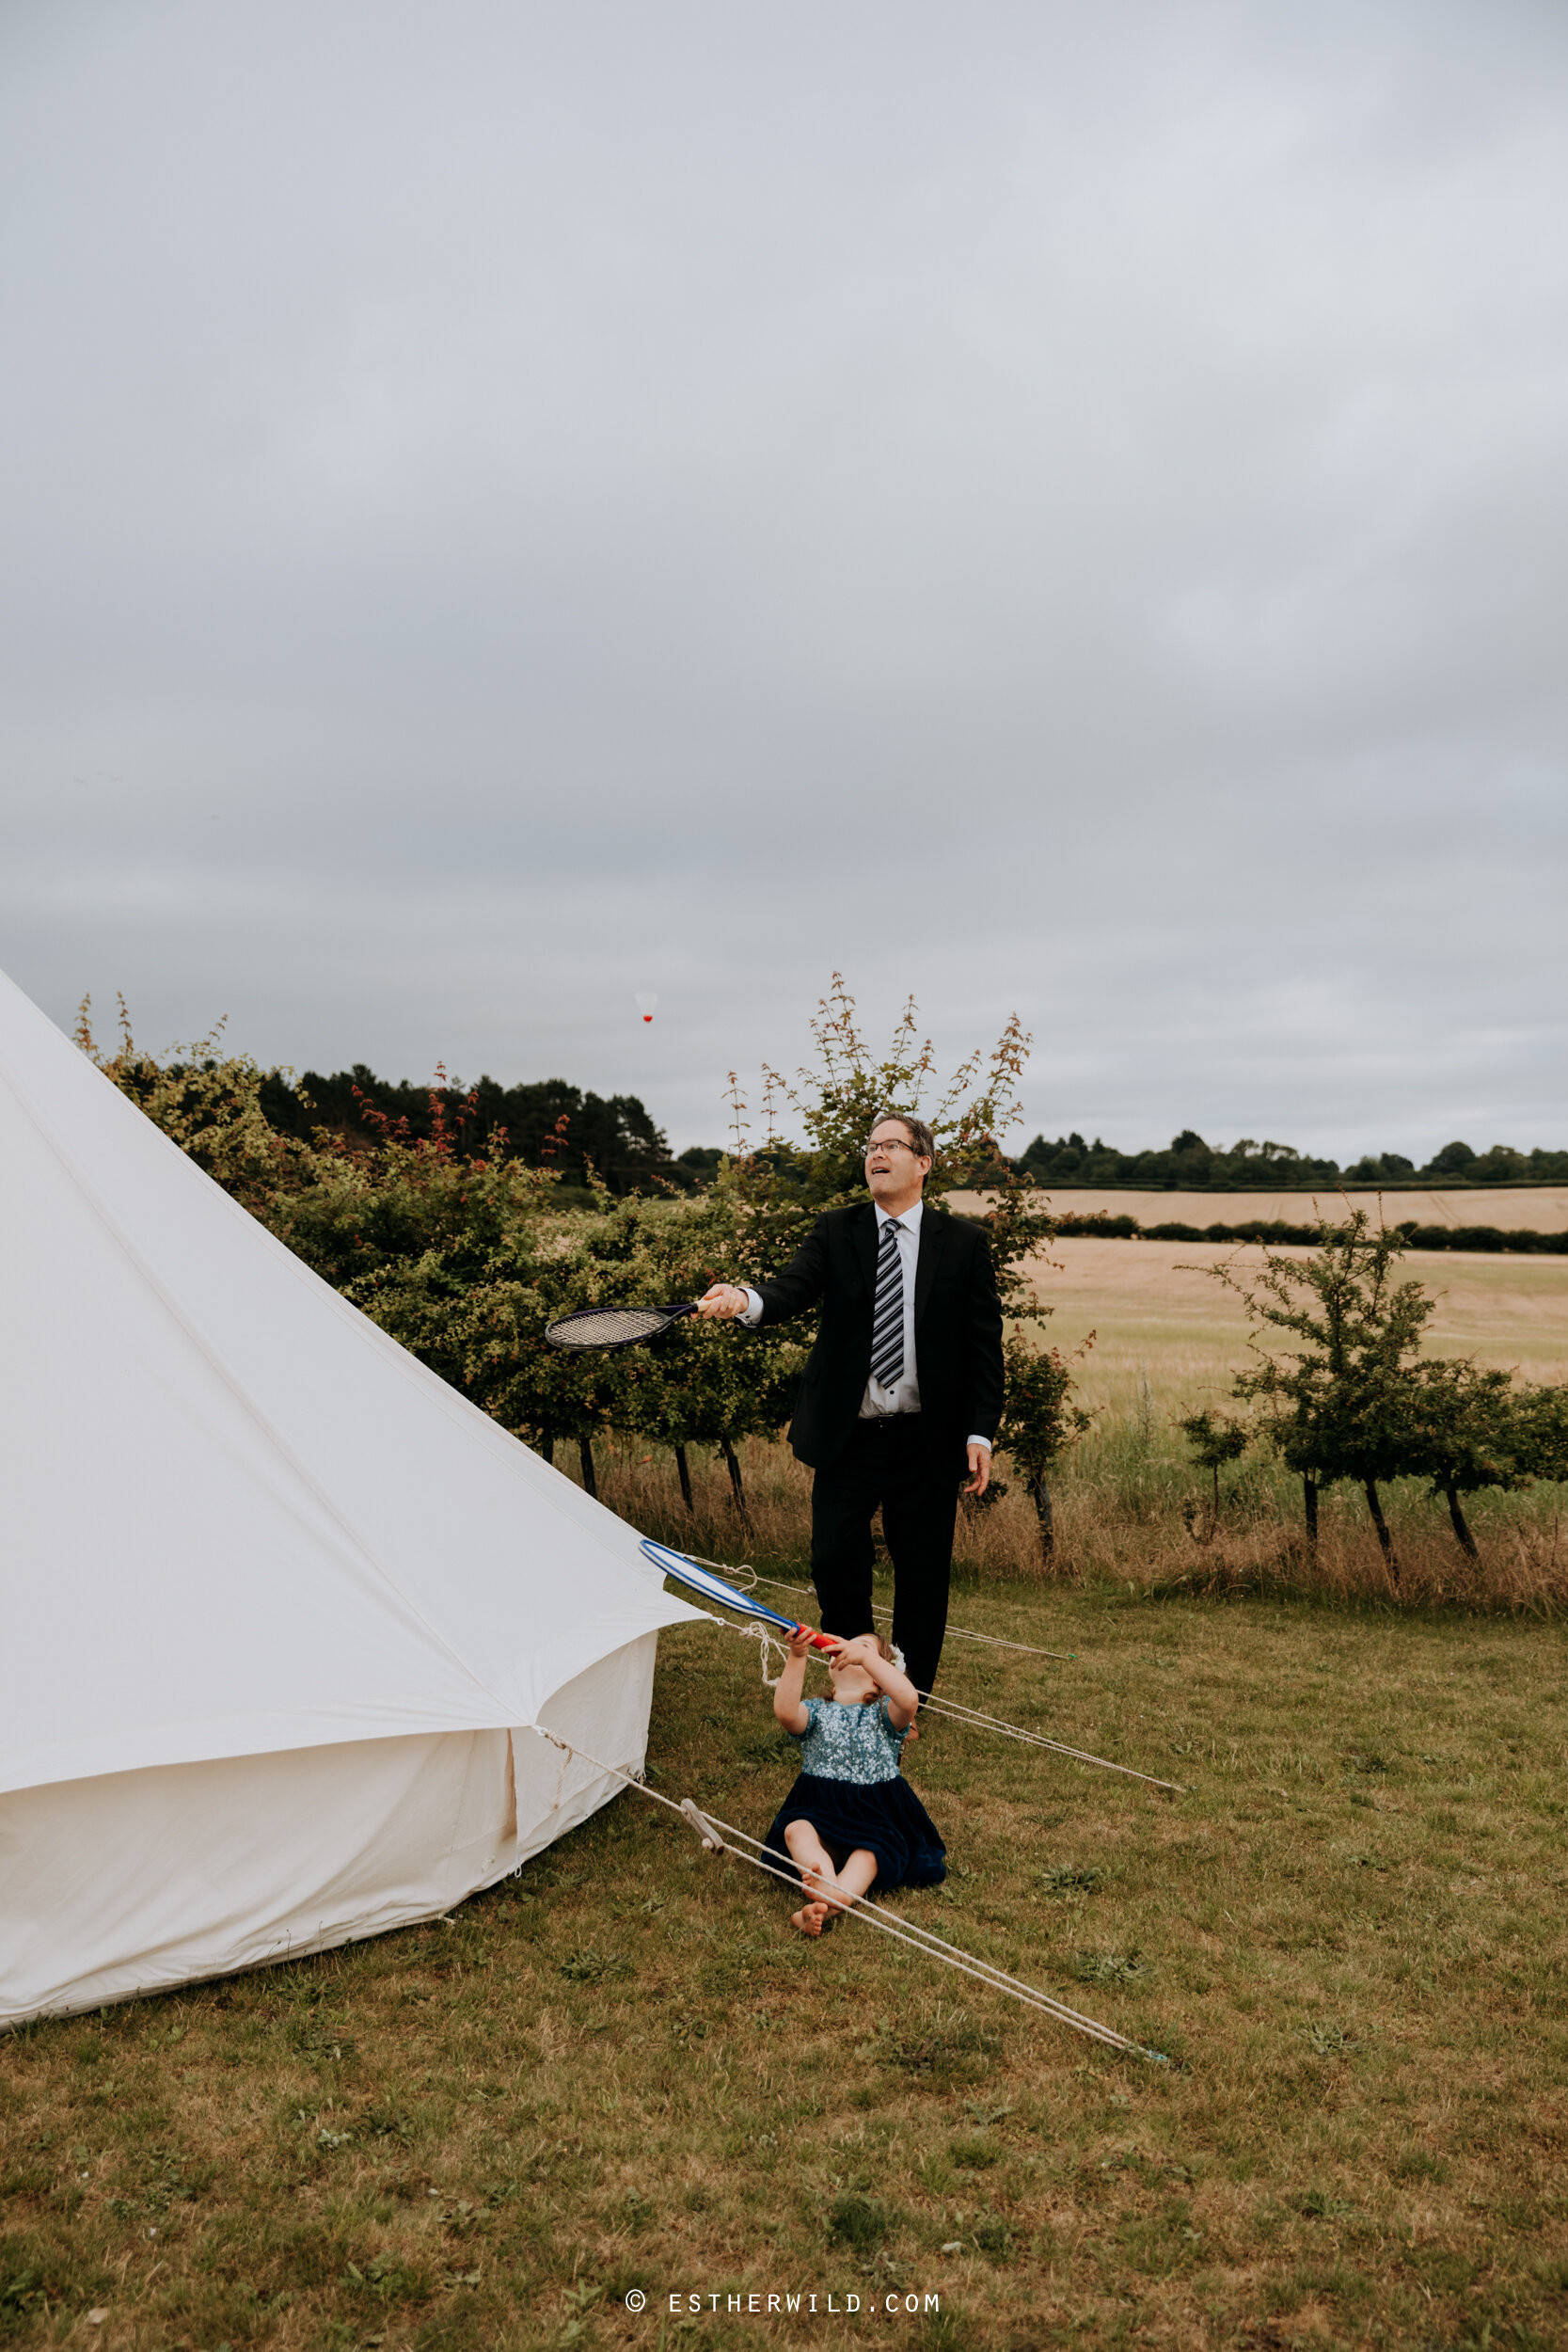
[
  {"xmin": 647, "ymin": 1541, "xmax": 1182, "ymax": 1790},
  {"xmin": 901, "ymin": 1691, "xmax": 1187, "ymax": 1791},
  {"xmin": 529, "ymin": 1725, "xmax": 1170, "ymax": 2063},
  {"xmin": 708, "ymin": 1608, "xmax": 1183, "ymax": 1789},
  {"xmin": 714, "ymin": 1560, "xmax": 1076, "ymax": 1662}
]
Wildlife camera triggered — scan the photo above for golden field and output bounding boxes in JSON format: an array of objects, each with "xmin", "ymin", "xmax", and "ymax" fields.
[
  {"xmin": 1009, "ymin": 1186, "xmax": 1568, "ymax": 1232},
  {"xmin": 1016, "ymin": 1236, "xmax": 1568, "ymax": 1415}
]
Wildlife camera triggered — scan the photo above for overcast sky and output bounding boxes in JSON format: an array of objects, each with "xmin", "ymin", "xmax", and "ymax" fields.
[{"xmin": 2, "ymin": 1, "xmax": 1564, "ymax": 1157}]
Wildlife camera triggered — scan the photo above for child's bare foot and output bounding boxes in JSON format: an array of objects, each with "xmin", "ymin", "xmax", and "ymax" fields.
[{"xmin": 790, "ymin": 1898, "xmax": 834, "ymax": 1937}]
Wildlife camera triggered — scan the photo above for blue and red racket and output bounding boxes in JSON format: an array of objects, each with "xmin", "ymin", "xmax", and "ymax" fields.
[{"xmin": 641, "ymin": 1538, "xmax": 839, "ymax": 1651}]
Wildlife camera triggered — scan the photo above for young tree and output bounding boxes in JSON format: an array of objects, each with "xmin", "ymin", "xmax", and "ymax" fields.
[
  {"xmin": 1209, "ymin": 1210, "xmax": 1437, "ymax": 1579},
  {"xmin": 994, "ymin": 1331, "xmax": 1096, "ymax": 1560},
  {"xmin": 1176, "ymin": 1407, "xmax": 1250, "ymax": 1541},
  {"xmin": 1512, "ymin": 1383, "xmax": 1568, "ymax": 1486},
  {"xmin": 1402, "ymin": 1358, "xmax": 1527, "ymax": 1559},
  {"xmin": 720, "ymin": 973, "xmax": 1056, "ymax": 1311}
]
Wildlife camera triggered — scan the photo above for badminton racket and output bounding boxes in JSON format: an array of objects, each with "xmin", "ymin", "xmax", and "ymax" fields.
[
  {"xmin": 641, "ymin": 1538, "xmax": 839, "ymax": 1651},
  {"xmin": 545, "ymin": 1300, "xmax": 702, "ymax": 1350}
]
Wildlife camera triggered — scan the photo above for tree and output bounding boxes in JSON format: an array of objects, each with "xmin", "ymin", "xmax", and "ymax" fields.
[
  {"xmin": 86, "ymin": 977, "xmax": 1100, "ymax": 1557},
  {"xmin": 1175, "ymin": 1407, "xmax": 1250, "ymax": 1541},
  {"xmin": 264, "ymin": 1061, "xmax": 685, "ymax": 1194},
  {"xmin": 994, "ymin": 1331, "xmax": 1096, "ymax": 1560},
  {"xmin": 1402, "ymin": 1359, "xmax": 1527, "ymax": 1559},
  {"xmin": 1512, "ymin": 1384, "xmax": 1568, "ymax": 1486},
  {"xmin": 1209, "ymin": 1210, "xmax": 1437, "ymax": 1577},
  {"xmin": 721, "ymin": 972, "xmax": 1056, "ymax": 1311}
]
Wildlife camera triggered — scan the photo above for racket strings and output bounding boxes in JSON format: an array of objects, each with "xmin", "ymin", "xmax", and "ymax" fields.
[{"xmin": 545, "ymin": 1304, "xmax": 675, "ymax": 1348}]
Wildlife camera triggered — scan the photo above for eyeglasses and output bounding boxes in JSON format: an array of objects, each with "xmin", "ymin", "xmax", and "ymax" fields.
[{"xmin": 863, "ymin": 1137, "xmax": 922, "ymax": 1158}]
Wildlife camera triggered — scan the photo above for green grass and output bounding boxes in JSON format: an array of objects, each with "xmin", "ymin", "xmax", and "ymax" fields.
[{"xmin": 4, "ymin": 1576, "xmax": 1567, "ymax": 2348}]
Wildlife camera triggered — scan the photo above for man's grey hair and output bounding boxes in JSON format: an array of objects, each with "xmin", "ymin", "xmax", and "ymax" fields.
[{"xmin": 870, "ymin": 1110, "xmax": 935, "ymax": 1163}]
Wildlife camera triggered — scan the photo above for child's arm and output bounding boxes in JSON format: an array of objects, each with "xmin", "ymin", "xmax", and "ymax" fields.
[
  {"xmin": 862, "ymin": 1645, "xmax": 921, "ymax": 1730},
  {"xmin": 773, "ymin": 1626, "xmax": 819, "ymax": 1735}
]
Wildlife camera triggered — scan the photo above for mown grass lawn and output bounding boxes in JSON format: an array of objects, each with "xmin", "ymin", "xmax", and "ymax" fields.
[{"xmin": 4, "ymin": 1574, "xmax": 1566, "ymax": 2350}]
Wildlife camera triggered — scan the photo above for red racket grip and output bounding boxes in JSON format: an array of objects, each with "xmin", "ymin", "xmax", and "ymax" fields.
[{"xmin": 794, "ymin": 1623, "xmax": 839, "ymax": 1653}]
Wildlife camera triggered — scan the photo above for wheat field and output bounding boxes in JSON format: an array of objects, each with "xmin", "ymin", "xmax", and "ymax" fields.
[
  {"xmin": 1016, "ymin": 1236, "xmax": 1568, "ymax": 1411},
  {"xmin": 993, "ymin": 1185, "xmax": 1568, "ymax": 1232}
]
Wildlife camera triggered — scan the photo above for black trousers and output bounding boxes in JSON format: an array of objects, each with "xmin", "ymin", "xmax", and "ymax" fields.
[{"xmin": 809, "ymin": 1416, "xmax": 960, "ymax": 1702}]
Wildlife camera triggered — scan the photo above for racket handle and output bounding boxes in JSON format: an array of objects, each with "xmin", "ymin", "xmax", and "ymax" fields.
[{"xmin": 794, "ymin": 1624, "xmax": 839, "ymax": 1652}]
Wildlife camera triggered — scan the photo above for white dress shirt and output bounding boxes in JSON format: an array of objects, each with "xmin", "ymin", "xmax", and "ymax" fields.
[{"xmin": 737, "ymin": 1196, "xmax": 990, "ymax": 1451}]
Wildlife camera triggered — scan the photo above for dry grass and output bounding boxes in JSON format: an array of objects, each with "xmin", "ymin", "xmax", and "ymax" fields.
[
  {"xmin": 590, "ymin": 1433, "xmax": 1568, "ymax": 1622},
  {"xmin": 5, "ymin": 1585, "xmax": 1567, "ymax": 2349},
  {"xmin": 580, "ymin": 1237, "xmax": 1568, "ymax": 1614}
]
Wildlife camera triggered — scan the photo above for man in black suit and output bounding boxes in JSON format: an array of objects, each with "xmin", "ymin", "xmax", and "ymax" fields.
[{"xmin": 698, "ymin": 1113, "xmax": 1005, "ymax": 1702}]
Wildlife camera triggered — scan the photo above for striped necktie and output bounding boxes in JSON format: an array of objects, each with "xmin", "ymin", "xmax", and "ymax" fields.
[{"xmin": 869, "ymin": 1216, "xmax": 905, "ymax": 1391}]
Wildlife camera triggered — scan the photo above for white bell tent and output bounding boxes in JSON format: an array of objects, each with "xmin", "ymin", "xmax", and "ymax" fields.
[{"xmin": 0, "ymin": 968, "xmax": 702, "ymax": 2028}]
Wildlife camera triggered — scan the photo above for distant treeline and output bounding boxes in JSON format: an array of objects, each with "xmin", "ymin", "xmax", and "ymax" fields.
[
  {"xmin": 1053, "ymin": 1210, "xmax": 1568, "ymax": 1256},
  {"xmin": 258, "ymin": 1065, "xmax": 725, "ymax": 1198},
  {"xmin": 1012, "ymin": 1129, "xmax": 1568, "ymax": 1191},
  {"xmin": 257, "ymin": 1069, "xmax": 1568, "ymax": 1204}
]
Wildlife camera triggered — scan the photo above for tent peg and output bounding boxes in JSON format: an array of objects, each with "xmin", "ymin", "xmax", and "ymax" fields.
[{"xmin": 679, "ymin": 1798, "xmax": 725, "ymax": 1854}]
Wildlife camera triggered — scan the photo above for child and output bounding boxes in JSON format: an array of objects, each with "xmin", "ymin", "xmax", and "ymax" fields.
[{"xmin": 765, "ymin": 1626, "xmax": 947, "ymax": 1937}]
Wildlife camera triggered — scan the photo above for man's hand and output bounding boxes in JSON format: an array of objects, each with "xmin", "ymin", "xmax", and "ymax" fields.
[
  {"xmin": 962, "ymin": 1442, "xmax": 992, "ymax": 1499},
  {"xmin": 697, "ymin": 1283, "xmax": 749, "ymax": 1320}
]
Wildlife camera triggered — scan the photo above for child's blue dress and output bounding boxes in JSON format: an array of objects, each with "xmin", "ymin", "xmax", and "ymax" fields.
[{"xmin": 764, "ymin": 1694, "xmax": 946, "ymax": 1891}]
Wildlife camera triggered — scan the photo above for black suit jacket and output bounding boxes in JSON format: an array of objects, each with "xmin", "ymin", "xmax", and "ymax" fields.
[{"xmin": 752, "ymin": 1201, "xmax": 1006, "ymax": 1471}]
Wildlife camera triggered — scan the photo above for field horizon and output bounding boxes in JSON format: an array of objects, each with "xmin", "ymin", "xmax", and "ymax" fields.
[
  {"xmin": 951, "ymin": 1187, "xmax": 1568, "ymax": 1234},
  {"xmin": 1019, "ymin": 1236, "xmax": 1568, "ymax": 1397}
]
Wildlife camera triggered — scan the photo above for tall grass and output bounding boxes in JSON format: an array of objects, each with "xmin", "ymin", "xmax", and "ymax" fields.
[{"xmin": 577, "ymin": 1423, "xmax": 1568, "ymax": 1618}]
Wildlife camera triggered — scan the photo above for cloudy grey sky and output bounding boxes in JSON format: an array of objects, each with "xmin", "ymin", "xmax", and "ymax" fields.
[{"xmin": 3, "ymin": 0, "xmax": 1564, "ymax": 1156}]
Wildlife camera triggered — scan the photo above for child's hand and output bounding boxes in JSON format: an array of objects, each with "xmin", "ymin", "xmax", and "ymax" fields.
[
  {"xmin": 774, "ymin": 1626, "xmax": 816, "ymax": 1733},
  {"xmin": 832, "ymin": 1634, "xmax": 883, "ymax": 1672}
]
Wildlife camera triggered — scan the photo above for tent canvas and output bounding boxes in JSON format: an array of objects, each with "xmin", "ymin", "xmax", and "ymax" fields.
[{"xmin": 0, "ymin": 968, "xmax": 702, "ymax": 2027}]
